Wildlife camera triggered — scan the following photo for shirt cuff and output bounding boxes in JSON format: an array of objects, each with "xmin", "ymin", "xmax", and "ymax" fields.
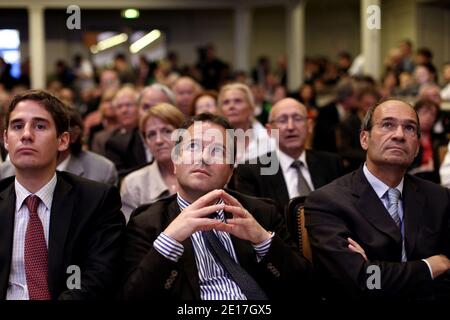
[
  {"xmin": 253, "ymin": 232, "xmax": 275, "ymax": 262},
  {"xmin": 422, "ymin": 259, "xmax": 434, "ymax": 279},
  {"xmin": 153, "ymin": 233, "xmax": 184, "ymax": 262}
]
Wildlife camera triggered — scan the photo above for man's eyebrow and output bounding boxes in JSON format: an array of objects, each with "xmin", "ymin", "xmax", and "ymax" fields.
[{"xmin": 10, "ymin": 117, "xmax": 51, "ymax": 123}]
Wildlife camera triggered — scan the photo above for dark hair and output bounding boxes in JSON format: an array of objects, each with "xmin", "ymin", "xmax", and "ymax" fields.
[
  {"xmin": 65, "ymin": 105, "xmax": 84, "ymax": 155},
  {"xmin": 175, "ymin": 113, "xmax": 236, "ymax": 165},
  {"xmin": 5, "ymin": 89, "xmax": 69, "ymax": 136},
  {"xmin": 414, "ymin": 98, "xmax": 439, "ymax": 115},
  {"xmin": 361, "ymin": 98, "xmax": 421, "ymax": 138},
  {"xmin": 191, "ymin": 90, "xmax": 218, "ymax": 114},
  {"xmin": 416, "ymin": 47, "xmax": 433, "ymax": 60}
]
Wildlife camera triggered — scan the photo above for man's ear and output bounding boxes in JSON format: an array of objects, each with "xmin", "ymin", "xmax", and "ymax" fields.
[
  {"xmin": 265, "ymin": 123, "xmax": 272, "ymax": 136},
  {"xmin": 57, "ymin": 131, "xmax": 71, "ymax": 152},
  {"xmin": 307, "ymin": 118, "xmax": 313, "ymax": 135},
  {"xmin": 360, "ymin": 130, "xmax": 369, "ymax": 151},
  {"xmin": 3, "ymin": 130, "xmax": 8, "ymax": 151}
]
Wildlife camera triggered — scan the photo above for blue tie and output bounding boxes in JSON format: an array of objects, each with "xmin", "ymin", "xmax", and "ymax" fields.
[{"xmin": 386, "ymin": 188, "xmax": 407, "ymax": 262}]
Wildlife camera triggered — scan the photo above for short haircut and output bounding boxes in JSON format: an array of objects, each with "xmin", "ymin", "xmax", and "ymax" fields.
[
  {"xmin": 414, "ymin": 99, "xmax": 439, "ymax": 115},
  {"xmin": 138, "ymin": 83, "xmax": 176, "ymax": 105},
  {"xmin": 175, "ymin": 112, "xmax": 236, "ymax": 165},
  {"xmin": 112, "ymin": 85, "xmax": 139, "ymax": 107},
  {"xmin": 190, "ymin": 90, "xmax": 218, "ymax": 113},
  {"xmin": 361, "ymin": 98, "xmax": 421, "ymax": 138},
  {"xmin": 218, "ymin": 83, "xmax": 255, "ymax": 112},
  {"xmin": 5, "ymin": 89, "xmax": 69, "ymax": 136},
  {"xmin": 65, "ymin": 105, "xmax": 84, "ymax": 155},
  {"xmin": 139, "ymin": 103, "xmax": 185, "ymax": 136}
]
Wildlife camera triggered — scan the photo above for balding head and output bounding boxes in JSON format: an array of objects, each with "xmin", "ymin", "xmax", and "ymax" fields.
[
  {"xmin": 267, "ymin": 98, "xmax": 310, "ymax": 159},
  {"xmin": 269, "ymin": 98, "xmax": 308, "ymax": 123}
]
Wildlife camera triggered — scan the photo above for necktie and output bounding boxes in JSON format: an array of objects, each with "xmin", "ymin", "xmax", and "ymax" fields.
[
  {"xmin": 202, "ymin": 230, "xmax": 268, "ymax": 300},
  {"xmin": 386, "ymin": 188, "xmax": 407, "ymax": 262},
  {"xmin": 291, "ymin": 160, "xmax": 311, "ymax": 196},
  {"xmin": 24, "ymin": 195, "xmax": 52, "ymax": 300}
]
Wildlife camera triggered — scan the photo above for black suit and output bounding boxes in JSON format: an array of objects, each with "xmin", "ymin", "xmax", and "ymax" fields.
[
  {"xmin": 0, "ymin": 172, "xmax": 125, "ymax": 300},
  {"xmin": 121, "ymin": 191, "xmax": 313, "ymax": 300},
  {"xmin": 305, "ymin": 167, "xmax": 450, "ymax": 300},
  {"xmin": 232, "ymin": 150, "xmax": 343, "ymax": 213},
  {"xmin": 105, "ymin": 127, "xmax": 149, "ymax": 178},
  {"xmin": 313, "ymin": 102, "xmax": 340, "ymax": 153},
  {"xmin": 0, "ymin": 143, "xmax": 6, "ymax": 161}
]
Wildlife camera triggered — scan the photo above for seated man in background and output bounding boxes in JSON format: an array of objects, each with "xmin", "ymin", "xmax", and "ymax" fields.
[
  {"xmin": 305, "ymin": 99, "xmax": 450, "ymax": 301},
  {"xmin": 233, "ymin": 97, "xmax": 342, "ymax": 214},
  {"xmin": 121, "ymin": 113, "xmax": 312, "ymax": 300}
]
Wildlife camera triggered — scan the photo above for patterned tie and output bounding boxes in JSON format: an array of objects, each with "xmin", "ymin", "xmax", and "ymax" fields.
[
  {"xmin": 386, "ymin": 188, "xmax": 407, "ymax": 262},
  {"xmin": 24, "ymin": 195, "xmax": 51, "ymax": 300},
  {"xmin": 291, "ymin": 160, "xmax": 312, "ymax": 196},
  {"xmin": 202, "ymin": 230, "xmax": 268, "ymax": 300}
]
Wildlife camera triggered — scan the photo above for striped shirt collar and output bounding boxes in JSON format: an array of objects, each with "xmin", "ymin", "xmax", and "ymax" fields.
[
  {"xmin": 15, "ymin": 173, "xmax": 57, "ymax": 212},
  {"xmin": 177, "ymin": 193, "xmax": 225, "ymax": 221}
]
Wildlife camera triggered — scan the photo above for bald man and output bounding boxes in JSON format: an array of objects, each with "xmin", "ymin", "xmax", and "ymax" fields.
[
  {"xmin": 172, "ymin": 76, "xmax": 201, "ymax": 116},
  {"xmin": 232, "ymin": 98, "xmax": 343, "ymax": 213}
]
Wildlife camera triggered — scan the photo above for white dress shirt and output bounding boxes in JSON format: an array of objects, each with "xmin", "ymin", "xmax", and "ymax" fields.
[
  {"xmin": 277, "ymin": 149, "xmax": 314, "ymax": 199},
  {"xmin": 6, "ymin": 174, "xmax": 57, "ymax": 300}
]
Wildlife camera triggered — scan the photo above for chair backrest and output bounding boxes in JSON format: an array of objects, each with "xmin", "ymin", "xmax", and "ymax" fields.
[{"xmin": 286, "ymin": 196, "xmax": 312, "ymax": 262}]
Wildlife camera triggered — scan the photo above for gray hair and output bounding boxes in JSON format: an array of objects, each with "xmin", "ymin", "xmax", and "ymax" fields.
[{"xmin": 139, "ymin": 83, "xmax": 176, "ymax": 105}]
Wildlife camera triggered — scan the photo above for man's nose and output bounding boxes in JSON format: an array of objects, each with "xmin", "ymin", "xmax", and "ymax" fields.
[{"xmin": 21, "ymin": 124, "xmax": 34, "ymax": 141}]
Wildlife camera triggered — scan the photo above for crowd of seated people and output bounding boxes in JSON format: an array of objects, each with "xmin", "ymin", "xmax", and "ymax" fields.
[{"xmin": 0, "ymin": 39, "xmax": 450, "ymax": 301}]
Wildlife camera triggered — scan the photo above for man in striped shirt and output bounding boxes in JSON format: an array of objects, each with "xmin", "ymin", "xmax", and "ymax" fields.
[{"xmin": 121, "ymin": 113, "xmax": 313, "ymax": 300}]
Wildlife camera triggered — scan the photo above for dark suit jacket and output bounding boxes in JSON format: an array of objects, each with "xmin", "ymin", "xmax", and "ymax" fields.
[
  {"xmin": 0, "ymin": 172, "xmax": 125, "ymax": 300},
  {"xmin": 313, "ymin": 101, "xmax": 340, "ymax": 153},
  {"xmin": 105, "ymin": 127, "xmax": 149, "ymax": 178},
  {"xmin": 232, "ymin": 150, "xmax": 343, "ymax": 213},
  {"xmin": 121, "ymin": 190, "xmax": 313, "ymax": 300},
  {"xmin": 305, "ymin": 167, "xmax": 450, "ymax": 300}
]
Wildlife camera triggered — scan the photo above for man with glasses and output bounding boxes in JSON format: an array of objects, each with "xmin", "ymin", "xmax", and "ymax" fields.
[
  {"xmin": 121, "ymin": 113, "xmax": 313, "ymax": 300},
  {"xmin": 305, "ymin": 99, "xmax": 450, "ymax": 301},
  {"xmin": 233, "ymin": 97, "xmax": 343, "ymax": 213}
]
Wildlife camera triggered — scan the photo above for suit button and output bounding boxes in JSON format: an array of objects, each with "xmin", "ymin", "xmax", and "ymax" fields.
[
  {"xmin": 164, "ymin": 282, "xmax": 171, "ymax": 289},
  {"xmin": 171, "ymin": 270, "xmax": 178, "ymax": 277}
]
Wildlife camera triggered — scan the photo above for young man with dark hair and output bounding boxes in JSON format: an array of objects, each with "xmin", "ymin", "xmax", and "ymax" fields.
[
  {"xmin": 0, "ymin": 90, "xmax": 125, "ymax": 300},
  {"xmin": 121, "ymin": 113, "xmax": 312, "ymax": 300}
]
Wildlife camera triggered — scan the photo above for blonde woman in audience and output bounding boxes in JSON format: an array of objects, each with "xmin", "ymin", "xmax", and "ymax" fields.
[
  {"xmin": 120, "ymin": 103, "xmax": 184, "ymax": 222},
  {"xmin": 218, "ymin": 83, "xmax": 273, "ymax": 165}
]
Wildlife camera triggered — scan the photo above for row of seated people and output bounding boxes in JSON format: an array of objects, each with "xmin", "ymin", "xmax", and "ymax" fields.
[{"xmin": 1, "ymin": 89, "xmax": 449, "ymax": 301}]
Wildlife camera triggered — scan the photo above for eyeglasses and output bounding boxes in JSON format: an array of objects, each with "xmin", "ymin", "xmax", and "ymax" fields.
[
  {"xmin": 270, "ymin": 114, "xmax": 307, "ymax": 126},
  {"xmin": 372, "ymin": 119, "xmax": 419, "ymax": 137}
]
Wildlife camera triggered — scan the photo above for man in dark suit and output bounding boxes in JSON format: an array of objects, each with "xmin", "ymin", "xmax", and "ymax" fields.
[
  {"xmin": 0, "ymin": 90, "xmax": 124, "ymax": 300},
  {"xmin": 305, "ymin": 99, "xmax": 450, "ymax": 301},
  {"xmin": 121, "ymin": 113, "xmax": 312, "ymax": 300},
  {"xmin": 233, "ymin": 98, "xmax": 342, "ymax": 213},
  {"xmin": 313, "ymin": 78, "xmax": 356, "ymax": 153},
  {"xmin": 104, "ymin": 86, "xmax": 150, "ymax": 178}
]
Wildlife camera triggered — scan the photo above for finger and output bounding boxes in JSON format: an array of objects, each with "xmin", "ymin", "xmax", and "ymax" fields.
[
  {"xmin": 213, "ymin": 223, "xmax": 234, "ymax": 233},
  {"xmin": 190, "ymin": 203, "xmax": 225, "ymax": 218},
  {"xmin": 224, "ymin": 204, "xmax": 248, "ymax": 218},
  {"xmin": 195, "ymin": 218, "xmax": 225, "ymax": 231},
  {"xmin": 221, "ymin": 191, "xmax": 243, "ymax": 208},
  {"xmin": 190, "ymin": 189, "xmax": 223, "ymax": 209},
  {"xmin": 348, "ymin": 237, "xmax": 361, "ymax": 249}
]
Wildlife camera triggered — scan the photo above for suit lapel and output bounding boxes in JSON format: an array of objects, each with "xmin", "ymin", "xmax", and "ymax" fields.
[
  {"xmin": 0, "ymin": 182, "xmax": 16, "ymax": 299},
  {"xmin": 47, "ymin": 173, "xmax": 74, "ymax": 297},
  {"xmin": 167, "ymin": 199, "xmax": 201, "ymax": 299},
  {"xmin": 402, "ymin": 176, "xmax": 424, "ymax": 257},
  {"xmin": 353, "ymin": 169, "xmax": 402, "ymax": 245},
  {"xmin": 306, "ymin": 150, "xmax": 326, "ymax": 188},
  {"xmin": 265, "ymin": 155, "xmax": 289, "ymax": 209}
]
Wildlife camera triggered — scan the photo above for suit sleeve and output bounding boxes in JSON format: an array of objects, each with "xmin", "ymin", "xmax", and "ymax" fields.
[
  {"xmin": 58, "ymin": 186, "xmax": 126, "ymax": 300},
  {"xmin": 305, "ymin": 189, "xmax": 434, "ymax": 300},
  {"xmin": 120, "ymin": 211, "xmax": 186, "ymax": 299}
]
